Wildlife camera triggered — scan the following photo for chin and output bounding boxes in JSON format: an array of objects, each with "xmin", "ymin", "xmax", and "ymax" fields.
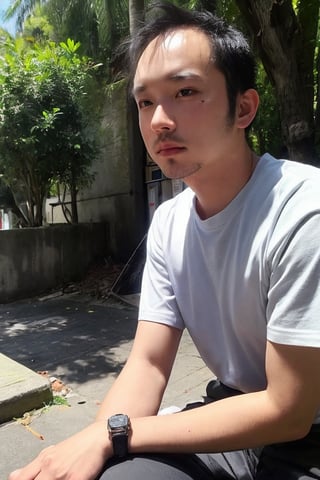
[{"xmin": 161, "ymin": 161, "xmax": 199, "ymax": 179}]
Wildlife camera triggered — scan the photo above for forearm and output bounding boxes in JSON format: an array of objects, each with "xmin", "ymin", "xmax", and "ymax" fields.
[
  {"xmin": 96, "ymin": 321, "xmax": 182, "ymax": 422},
  {"xmin": 129, "ymin": 390, "xmax": 311, "ymax": 455}
]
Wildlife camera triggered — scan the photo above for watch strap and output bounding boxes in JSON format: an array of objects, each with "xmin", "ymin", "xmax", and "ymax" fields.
[{"xmin": 112, "ymin": 432, "xmax": 129, "ymax": 457}]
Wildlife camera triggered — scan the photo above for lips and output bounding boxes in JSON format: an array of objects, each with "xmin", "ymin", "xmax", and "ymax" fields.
[{"xmin": 157, "ymin": 144, "xmax": 185, "ymax": 156}]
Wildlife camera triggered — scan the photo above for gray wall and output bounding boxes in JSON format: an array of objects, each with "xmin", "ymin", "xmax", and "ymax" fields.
[
  {"xmin": 46, "ymin": 80, "xmax": 147, "ymax": 262},
  {"xmin": 0, "ymin": 223, "xmax": 109, "ymax": 303},
  {"xmin": 71, "ymin": 80, "xmax": 147, "ymax": 261}
]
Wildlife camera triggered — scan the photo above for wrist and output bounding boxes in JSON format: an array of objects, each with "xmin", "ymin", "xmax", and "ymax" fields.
[
  {"xmin": 92, "ymin": 420, "xmax": 113, "ymax": 458},
  {"xmin": 107, "ymin": 414, "xmax": 131, "ymax": 458}
]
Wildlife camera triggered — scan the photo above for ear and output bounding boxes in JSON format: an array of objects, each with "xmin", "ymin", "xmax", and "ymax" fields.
[{"xmin": 236, "ymin": 89, "xmax": 259, "ymax": 129}]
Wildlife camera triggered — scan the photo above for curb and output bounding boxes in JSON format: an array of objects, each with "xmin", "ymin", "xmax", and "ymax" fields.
[{"xmin": 0, "ymin": 354, "xmax": 52, "ymax": 424}]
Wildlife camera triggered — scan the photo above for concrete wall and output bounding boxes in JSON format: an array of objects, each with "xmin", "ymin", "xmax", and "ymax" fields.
[
  {"xmin": 79, "ymin": 81, "xmax": 147, "ymax": 261},
  {"xmin": 0, "ymin": 223, "xmax": 109, "ymax": 303},
  {"xmin": 45, "ymin": 80, "xmax": 148, "ymax": 262}
]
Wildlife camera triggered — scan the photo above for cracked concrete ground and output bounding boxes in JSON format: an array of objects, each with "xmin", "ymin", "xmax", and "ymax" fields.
[{"xmin": 0, "ymin": 293, "xmax": 212, "ymax": 479}]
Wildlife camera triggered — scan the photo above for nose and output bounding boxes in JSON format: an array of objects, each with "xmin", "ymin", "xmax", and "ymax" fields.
[{"xmin": 151, "ymin": 103, "xmax": 176, "ymax": 133}]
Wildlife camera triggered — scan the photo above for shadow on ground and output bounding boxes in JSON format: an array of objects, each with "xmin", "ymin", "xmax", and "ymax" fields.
[{"xmin": 0, "ymin": 295, "xmax": 138, "ymax": 386}]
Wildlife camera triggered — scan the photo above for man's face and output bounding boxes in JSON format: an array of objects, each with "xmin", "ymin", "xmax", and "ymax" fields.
[{"xmin": 133, "ymin": 27, "xmax": 239, "ymax": 181}]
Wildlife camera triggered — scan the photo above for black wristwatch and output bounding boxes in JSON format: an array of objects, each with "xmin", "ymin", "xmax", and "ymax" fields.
[{"xmin": 107, "ymin": 414, "xmax": 131, "ymax": 457}]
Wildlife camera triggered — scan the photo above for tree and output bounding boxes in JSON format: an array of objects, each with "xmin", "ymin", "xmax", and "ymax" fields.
[
  {"xmin": 3, "ymin": 0, "xmax": 46, "ymax": 32},
  {"xmin": 22, "ymin": 4, "xmax": 54, "ymax": 42},
  {"xmin": 0, "ymin": 36, "xmax": 99, "ymax": 226},
  {"xmin": 9, "ymin": 0, "xmax": 320, "ymax": 165},
  {"xmin": 7, "ymin": 0, "xmax": 129, "ymax": 78},
  {"xmin": 129, "ymin": 0, "xmax": 145, "ymax": 35},
  {"xmin": 235, "ymin": 0, "xmax": 320, "ymax": 165},
  {"xmin": 250, "ymin": 63, "xmax": 282, "ymax": 156}
]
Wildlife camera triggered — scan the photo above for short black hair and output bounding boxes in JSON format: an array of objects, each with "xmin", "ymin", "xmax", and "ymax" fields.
[{"xmin": 125, "ymin": 1, "xmax": 256, "ymax": 120}]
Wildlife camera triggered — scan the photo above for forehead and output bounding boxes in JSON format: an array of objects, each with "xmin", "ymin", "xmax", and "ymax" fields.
[{"xmin": 133, "ymin": 28, "xmax": 214, "ymax": 93}]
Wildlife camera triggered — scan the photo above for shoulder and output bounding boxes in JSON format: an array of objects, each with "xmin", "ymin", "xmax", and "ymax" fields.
[
  {"xmin": 261, "ymin": 153, "xmax": 320, "ymax": 186},
  {"xmin": 155, "ymin": 187, "xmax": 194, "ymax": 217},
  {"xmin": 260, "ymin": 155, "xmax": 320, "ymax": 263},
  {"xmin": 255, "ymin": 154, "xmax": 320, "ymax": 215},
  {"xmin": 150, "ymin": 187, "xmax": 194, "ymax": 232},
  {"xmin": 146, "ymin": 187, "xmax": 194, "ymax": 257}
]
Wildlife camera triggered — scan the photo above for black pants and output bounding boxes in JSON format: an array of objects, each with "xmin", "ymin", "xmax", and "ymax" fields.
[{"xmin": 98, "ymin": 381, "xmax": 320, "ymax": 479}]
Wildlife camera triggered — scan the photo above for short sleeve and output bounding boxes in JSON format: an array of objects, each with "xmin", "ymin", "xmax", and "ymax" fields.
[
  {"xmin": 267, "ymin": 213, "xmax": 320, "ymax": 347},
  {"xmin": 138, "ymin": 207, "xmax": 184, "ymax": 330}
]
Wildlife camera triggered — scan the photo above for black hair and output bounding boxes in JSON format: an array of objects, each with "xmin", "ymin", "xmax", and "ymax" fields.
[{"xmin": 125, "ymin": 1, "xmax": 256, "ymax": 120}]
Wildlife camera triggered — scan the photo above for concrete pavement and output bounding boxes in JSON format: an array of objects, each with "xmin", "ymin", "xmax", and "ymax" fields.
[{"xmin": 0, "ymin": 293, "xmax": 212, "ymax": 479}]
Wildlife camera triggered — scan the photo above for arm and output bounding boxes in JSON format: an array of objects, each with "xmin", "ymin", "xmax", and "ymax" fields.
[
  {"xmin": 124, "ymin": 202, "xmax": 320, "ymax": 454},
  {"xmin": 9, "ymin": 321, "xmax": 182, "ymax": 480},
  {"xmin": 128, "ymin": 340, "xmax": 320, "ymax": 453},
  {"xmin": 95, "ymin": 320, "xmax": 183, "ymax": 420}
]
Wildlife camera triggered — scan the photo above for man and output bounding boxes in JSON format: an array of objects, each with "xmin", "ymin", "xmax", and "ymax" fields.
[{"xmin": 9, "ymin": 3, "xmax": 320, "ymax": 480}]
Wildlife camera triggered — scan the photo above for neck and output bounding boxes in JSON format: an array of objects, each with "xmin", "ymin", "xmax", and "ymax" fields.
[{"xmin": 186, "ymin": 149, "xmax": 258, "ymax": 220}]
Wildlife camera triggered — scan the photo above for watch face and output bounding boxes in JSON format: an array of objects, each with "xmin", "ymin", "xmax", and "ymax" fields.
[
  {"xmin": 108, "ymin": 414, "xmax": 128, "ymax": 429},
  {"xmin": 108, "ymin": 414, "xmax": 130, "ymax": 457}
]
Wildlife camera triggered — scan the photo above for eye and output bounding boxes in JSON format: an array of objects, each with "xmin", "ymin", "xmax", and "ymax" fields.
[
  {"xmin": 177, "ymin": 88, "xmax": 195, "ymax": 97},
  {"xmin": 138, "ymin": 99, "xmax": 153, "ymax": 109}
]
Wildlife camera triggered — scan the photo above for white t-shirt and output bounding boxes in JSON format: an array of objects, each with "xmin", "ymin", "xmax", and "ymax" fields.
[{"xmin": 139, "ymin": 153, "xmax": 320, "ymax": 419}]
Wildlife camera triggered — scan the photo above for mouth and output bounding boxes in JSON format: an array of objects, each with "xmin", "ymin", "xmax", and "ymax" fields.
[{"xmin": 157, "ymin": 144, "xmax": 186, "ymax": 157}]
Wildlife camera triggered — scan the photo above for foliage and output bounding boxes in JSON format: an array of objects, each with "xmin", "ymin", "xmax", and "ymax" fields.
[
  {"xmin": 0, "ymin": 36, "xmax": 100, "ymax": 226},
  {"xmin": 6, "ymin": 0, "xmax": 320, "ymax": 163},
  {"xmin": 249, "ymin": 65, "xmax": 282, "ymax": 157},
  {"xmin": 235, "ymin": 0, "xmax": 320, "ymax": 164},
  {"xmin": 38, "ymin": 0, "xmax": 128, "ymax": 79},
  {"xmin": 51, "ymin": 395, "xmax": 70, "ymax": 406},
  {"xmin": 22, "ymin": 4, "xmax": 54, "ymax": 42}
]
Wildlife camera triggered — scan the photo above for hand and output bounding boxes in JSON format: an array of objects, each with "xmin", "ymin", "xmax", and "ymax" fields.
[{"xmin": 8, "ymin": 421, "xmax": 111, "ymax": 480}]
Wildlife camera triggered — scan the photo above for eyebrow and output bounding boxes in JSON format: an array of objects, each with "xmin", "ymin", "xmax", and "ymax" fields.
[{"xmin": 132, "ymin": 71, "xmax": 203, "ymax": 96}]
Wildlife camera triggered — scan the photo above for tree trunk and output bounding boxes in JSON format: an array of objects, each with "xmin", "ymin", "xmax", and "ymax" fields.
[
  {"xmin": 129, "ymin": 0, "xmax": 145, "ymax": 36},
  {"xmin": 236, "ymin": 0, "xmax": 320, "ymax": 165}
]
